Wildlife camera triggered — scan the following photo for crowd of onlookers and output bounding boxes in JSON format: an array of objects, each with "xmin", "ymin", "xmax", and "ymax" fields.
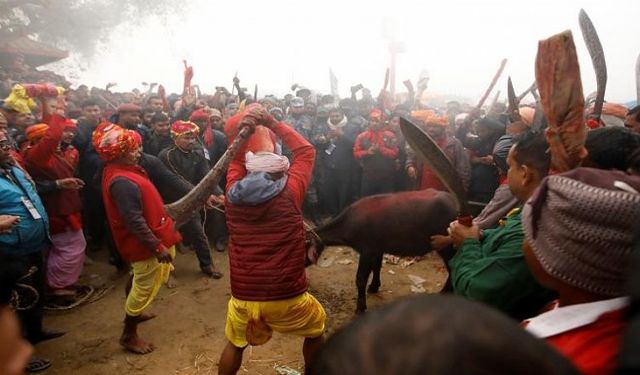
[{"xmin": 1, "ymin": 55, "xmax": 640, "ymax": 374}]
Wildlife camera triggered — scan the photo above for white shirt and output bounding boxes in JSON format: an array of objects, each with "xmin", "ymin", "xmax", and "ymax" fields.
[{"xmin": 525, "ymin": 296, "xmax": 629, "ymax": 338}]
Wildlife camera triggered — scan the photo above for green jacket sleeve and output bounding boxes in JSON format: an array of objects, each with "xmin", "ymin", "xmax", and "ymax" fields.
[{"xmin": 448, "ymin": 220, "xmax": 532, "ymax": 314}]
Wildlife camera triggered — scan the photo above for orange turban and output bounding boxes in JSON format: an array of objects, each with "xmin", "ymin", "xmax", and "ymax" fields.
[
  {"xmin": 519, "ymin": 107, "xmax": 536, "ymax": 126},
  {"xmin": 26, "ymin": 124, "xmax": 49, "ymax": 142},
  {"xmin": 411, "ymin": 110, "xmax": 448, "ymax": 127},
  {"xmin": 411, "ymin": 110, "xmax": 435, "ymax": 124},
  {"xmin": 171, "ymin": 120, "xmax": 199, "ymax": 138},
  {"xmin": 92, "ymin": 122, "xmax": 142, "ymax": 162}
]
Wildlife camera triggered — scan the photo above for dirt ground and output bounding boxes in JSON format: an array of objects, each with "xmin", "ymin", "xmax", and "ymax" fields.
[{"xmin": 37, "ymin": 246, "xmax": 448, "ymax": 374}]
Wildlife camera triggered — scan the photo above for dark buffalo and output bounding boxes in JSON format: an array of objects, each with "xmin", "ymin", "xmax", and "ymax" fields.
[{"xmin": 307, "ymin": 189, "xmax": 457, "ymax": 313}]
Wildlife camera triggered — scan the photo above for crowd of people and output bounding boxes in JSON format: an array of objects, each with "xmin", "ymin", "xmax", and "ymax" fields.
[{"xmin": 0, "ymin": 53, "xmax": 639, "ymax": 375}]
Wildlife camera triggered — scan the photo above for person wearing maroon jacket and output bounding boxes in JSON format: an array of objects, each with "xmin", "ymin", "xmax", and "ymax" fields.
[
  {"xmin": 22, "ymin": 113, "xmax": 86, "ymax": 298},
  {"xmin": 353, "ymin": 108, "xmax": 399, "ymax": 197},
  {"xmin": 218, "ymin": 107, "xmax": 326, "ymax": 375}
]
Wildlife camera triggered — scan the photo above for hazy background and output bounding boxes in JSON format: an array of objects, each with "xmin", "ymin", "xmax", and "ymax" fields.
[{"xmin": 56, "ymin": 0, "xmax": 640, "ymax": 103}]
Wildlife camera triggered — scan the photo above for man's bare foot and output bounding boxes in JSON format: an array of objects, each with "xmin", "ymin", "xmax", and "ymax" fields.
[
  {"xmin": 166, "ymin": 273, "xmax": 177, "ymax": 289},
  {"xmin": 120, "ymin": 334, "xmax": 155, "ymax": 355},
  {"xmin": 125, "ymin": 312, "xmax": 156, "ymax": 324}
]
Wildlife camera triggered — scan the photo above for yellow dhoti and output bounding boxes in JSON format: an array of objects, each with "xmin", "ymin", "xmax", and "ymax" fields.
[
  {"xmin": 225, "ymin": 292, "xmax": 326, "ymax": 348},
  {"xmin": 125, "ymin": 246, "xmax": 175, "ymax": 316}
]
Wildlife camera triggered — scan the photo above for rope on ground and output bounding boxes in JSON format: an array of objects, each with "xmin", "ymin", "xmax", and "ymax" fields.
[{"xmin": 44, "ymin": 284, "xmax": 114, "ymax": 312}]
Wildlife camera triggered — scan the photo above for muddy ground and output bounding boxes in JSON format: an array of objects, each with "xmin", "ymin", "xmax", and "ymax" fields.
[{"xmin": 37, "ymin": 246, "xmax": 447, "ymax": 374}]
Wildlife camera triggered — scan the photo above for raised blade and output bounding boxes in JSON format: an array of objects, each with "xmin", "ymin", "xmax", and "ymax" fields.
[
  {"xmin": 400, "ymin": 116, "xmax": 469, "ymax": 215},
  {"xmin": 579, "ymin": 9, "xmax": 607, "ymax": 120}
]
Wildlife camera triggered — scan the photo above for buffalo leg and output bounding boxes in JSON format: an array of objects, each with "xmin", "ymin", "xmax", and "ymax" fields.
[
  {"xmin": 367, "ymin": 253, "xmax": 383, "ymax": 294},
  {"xmin": 355, "ymin": 252, "xmax": 373, "ymax": 314}
]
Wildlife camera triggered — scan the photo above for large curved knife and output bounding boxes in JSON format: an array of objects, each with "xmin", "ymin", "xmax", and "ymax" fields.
[
  {"xmin": 579, "ymin": 9, "xmax": 607, "ymax": 122},
  {"xmin": 400, "ymin": 116, "xmax": 471, "ymax": 225}
]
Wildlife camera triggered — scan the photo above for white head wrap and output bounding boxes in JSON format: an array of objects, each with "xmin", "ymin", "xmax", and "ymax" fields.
[{"xmin": 245, "ymin": 151, "xmax": 290, "ymax": 173}]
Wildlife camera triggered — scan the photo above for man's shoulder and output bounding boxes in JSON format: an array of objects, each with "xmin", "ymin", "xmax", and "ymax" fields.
[
  {"xmin": 446, "ymin": 136, "xmax": 465, "ymax": 148},
  {"xmin": 355, "ymin": 130, "xmax": 369, "ymax": 140},
  {"xmin": 212, "ymin": 129, "xmax": 226, "ymax": 139}
]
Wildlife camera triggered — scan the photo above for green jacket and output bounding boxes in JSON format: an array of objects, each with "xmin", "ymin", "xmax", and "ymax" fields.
[{"xmin": 449, "ymin": 208, "xmax": 555, "ymax": 320}]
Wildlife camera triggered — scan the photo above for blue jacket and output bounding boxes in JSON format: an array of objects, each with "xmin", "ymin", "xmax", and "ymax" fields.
[{"xmin": 0, "ymin": 166, "xmax": 49, "ymax": 256}]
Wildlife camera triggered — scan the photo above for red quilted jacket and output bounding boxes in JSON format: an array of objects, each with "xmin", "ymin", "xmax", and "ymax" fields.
[{"xmin": 225, "ymin": 122, "xmax": 315, "ymax": 301}]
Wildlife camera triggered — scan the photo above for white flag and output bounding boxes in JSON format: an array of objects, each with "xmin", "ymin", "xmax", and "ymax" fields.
[{"xmin": 329, "ymin": 68, "xmax": 339, "ymax": 100}]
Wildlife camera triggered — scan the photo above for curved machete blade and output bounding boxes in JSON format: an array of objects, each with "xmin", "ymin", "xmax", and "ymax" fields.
[
  {"xmin": 400, "ymin": 116, "xmax": 469, "ymax": 216},
  {"xmin": 579, "ymin": 9, "xmax": 607, "ymax": 120},
  {"xmin": 507, "ymin": 77, "xmax": 521, "ymax": 122}
]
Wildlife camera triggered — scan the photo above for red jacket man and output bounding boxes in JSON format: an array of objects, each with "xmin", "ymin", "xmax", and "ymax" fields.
[
  {"xmin": 219, "ymin": 107, "xmax": 326, "ymax": 375},
  {"xmin": 353, "ymin": 109, "xmax": 399, "ymax": 197}
]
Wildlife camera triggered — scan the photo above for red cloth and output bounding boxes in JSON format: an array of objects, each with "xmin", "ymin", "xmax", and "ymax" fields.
[
  {"xmin": 546, "ymin": 308, "xmax": 626, "ymax": 375},
  {"xmin": 224, "ymin": 122, "xmax": 315, "ymax": 300},
  {"xmin": 102, "ymin": 163, "xmax": 181, "ymax": 262},
  {"xmin": 22, "ymin": 114, "xmax": 82, "ymax": 234},
  {"xmin": 416, "ymin": 136, "xmax": 452, "ymax": 191}
]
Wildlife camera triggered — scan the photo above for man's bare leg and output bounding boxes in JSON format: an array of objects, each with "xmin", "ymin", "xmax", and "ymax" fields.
[
  {"xmin": 218, "ymin": 341, "xmax": 245, "ymax": 375},
  {"xmin": 123, "ymin": 276, "xmax": 156, "ymax": 323},
  {"xmin": 120, "ymin": 315, "xmax": 155, "ymax": 354},
  {"xmin": 303, "ymin": 335, "xmax": 324, "ymax": 373}
]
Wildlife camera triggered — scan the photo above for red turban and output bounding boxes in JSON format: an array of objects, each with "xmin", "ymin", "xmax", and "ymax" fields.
[
  {"xmin": 171, "ymin": 120, "xmax": 199, "ymax": 138},
  {"xmin": 189, "ymin": 109, "xmax": 209, "ymax": 122},
  {"xmin": 369, "ymin": 108, "xmax": 384, "ymax": 120},
  {"xmin": 26, "ymin": 123, "xmax": 49, "ymax": 142},
  {"xmin": 92, "ymin": 122, "xmax": 142, "ymax": 162},
  {"xmin": 63, "ymin": 119, "xmax": 77, "ymax": 131}
]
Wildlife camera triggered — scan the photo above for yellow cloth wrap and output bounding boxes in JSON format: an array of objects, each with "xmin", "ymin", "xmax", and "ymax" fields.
[
  {"xmin": 125, "ymin": 246, "xmax": 175, "ymax": 316},
  {"xmin": 225, "ymin": 292, "xmax": 326, "ymax": 348},
  {"xmin": 5, "ymin": 85, "xmax": 37, "ymax": 113}
]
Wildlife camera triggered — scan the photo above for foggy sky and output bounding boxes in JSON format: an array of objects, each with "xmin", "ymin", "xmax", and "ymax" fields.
[{"xmin": 61, "ymin": 0, "xmax": 640, "ymax": 104}]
